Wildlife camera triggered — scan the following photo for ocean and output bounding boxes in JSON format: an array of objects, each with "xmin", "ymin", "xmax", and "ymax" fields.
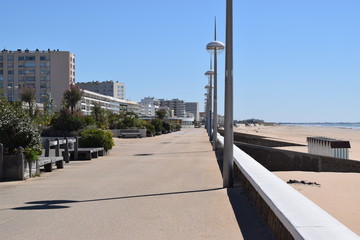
[{"xmin": 281, "ymin": 122, "xmax": 360, "ymax": 131}]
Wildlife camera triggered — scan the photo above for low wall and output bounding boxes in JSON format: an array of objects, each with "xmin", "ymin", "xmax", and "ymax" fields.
[
  {"xmin": 218, "ymin": 130, "xmax": 304, "ymax": 147},
  {"xmin": 216, "ymin": 134, "xmax": 359, "ymax": 240},
  {"xmin": 110, "ymin": 129, "xmax": 147, "ymax": 138},
  {"xmin": 235, "ymin": 141, "xmax": 360, "ymax": 173}
]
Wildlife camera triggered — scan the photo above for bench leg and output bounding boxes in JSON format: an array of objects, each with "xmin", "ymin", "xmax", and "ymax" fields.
[
  {"xmin": 44, "ymin": 163, "xmax": 52, "ymax": 172},
  {"xmin": 56, "ymin": 160, "xmax": 64, "ymax": 169}
]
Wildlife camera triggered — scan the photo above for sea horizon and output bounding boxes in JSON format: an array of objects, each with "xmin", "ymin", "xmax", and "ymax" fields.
[{"xmin": 280, "ymin": 122, "xmax": 360, "ymax": 130}]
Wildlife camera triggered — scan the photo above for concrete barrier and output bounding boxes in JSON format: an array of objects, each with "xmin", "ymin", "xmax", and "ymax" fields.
[
  {"xmin": 235, "ymin": 141, "xmax": 360, "ymax": 173},
  {"xmin": 217, "ymin": 134, "xmax": 359, "ymax": 240}
]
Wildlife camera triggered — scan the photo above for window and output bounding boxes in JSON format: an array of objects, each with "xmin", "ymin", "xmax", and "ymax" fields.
[
  {"xmin": 0, "ymin": 56, "xmax": 2, "ymax": 61},
  {"xmin": 0, "ymin": 70, "xmax": 3, "ymax": 75},
  {"xmin": 8, "ymin": 63, "xmax": 14, "ymax": 68},
  {"xmin": 40, "ymin": 56, "xmax": 47, "ymax": 61},
  {"xmin": 25, "ymin": 62, "xmax": 36, "ymax": 68},
  {"xmin": 18, "ymin": 56, "xmax": 25, "ymax": 61},
  {"xmin": 8, "ymin": 77, "xmax": 13, "ymax": 82},
  {"xmin": 19, "ymin": 70, "xmax": 25, "ymax": 75},
  {"xmin": 8, "ymin": 70, "xmax": 14, "ymax": 75},
  {"xmin": 0, "ymin": 63, "xmax": 2, "ymax": 68},
  {"xmin": 25, "ymin": 69, "xmax": 35, "ymax": 74},
  {"xmin": 40, "ymin": 62, "xmax": 47, "ymax": 67},
  {"xmin": 26, "ymin": 76, "xmax": 36, "ymax": 81},
  {"xmin": 7, "ymin": 55, "xmax": 14, "ymax": 61},
  {"xmin": 25, "ymin": 56, "xmax": 35, "ymax": 61}
]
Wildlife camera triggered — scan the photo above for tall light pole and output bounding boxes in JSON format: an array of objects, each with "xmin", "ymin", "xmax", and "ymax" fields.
[
  {"xmin": 206, "ymin": 18, "xmax": 225, "ymax": 151},
  {"xmin": 223, "ymin": 0, "xmax": 233, "ymax": 188},
  {"xmin": 204, "ymin": 76, "xmax": 213, "ymax": 140}
]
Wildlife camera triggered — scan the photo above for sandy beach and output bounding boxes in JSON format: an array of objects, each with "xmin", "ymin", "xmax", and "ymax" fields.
[
  {"xmin": 234, "ymin": 125, "xmax": 360, "ymax": 160},
  {"xmin": 234, "ymin": 125, "xmax": 360, "ymax": 235}
]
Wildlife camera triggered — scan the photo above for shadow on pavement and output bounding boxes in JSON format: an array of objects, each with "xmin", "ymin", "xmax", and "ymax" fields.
[{"xmin": 11, "ymin": 187, "xmax": 224, "ymax": 211}]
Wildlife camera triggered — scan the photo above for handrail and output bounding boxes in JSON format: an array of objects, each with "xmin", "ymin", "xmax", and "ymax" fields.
[{"xmin": 217, "ymin": 133, "xmax": 359, "ymax": 240}]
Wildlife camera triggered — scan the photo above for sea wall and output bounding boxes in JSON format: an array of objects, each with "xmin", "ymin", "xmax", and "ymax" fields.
[{"xmin": 235, "ymin": 141, "xmax": 360, "ymax": 173}]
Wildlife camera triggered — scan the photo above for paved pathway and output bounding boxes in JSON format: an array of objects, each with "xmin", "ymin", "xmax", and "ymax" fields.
[{"xmin": 0, "ymin": 129, "xmax": 273, "ymax": 240}]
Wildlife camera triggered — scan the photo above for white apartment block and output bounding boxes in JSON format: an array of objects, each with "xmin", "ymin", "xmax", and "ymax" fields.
[
  {"xmin": 139, "ymin": 97, "xmax": 160, "ymax": 117},
  {"xmin": 0, "ymin": 49, "xmax": 75, "ymax": 110},
  {"xmin": 185, "ymin": 102, "xmax": 200, "ymax": 122},
  {"xmin": 159, "ymin": 98, "xmax": 186, "ymax": 118},
  {"xmin": 80, "ymin": 90, "xmax": 140, "ymax": 116},
  {"xmin": 76, "ymin": 81, "xmax": 125, "ymax": 100}
]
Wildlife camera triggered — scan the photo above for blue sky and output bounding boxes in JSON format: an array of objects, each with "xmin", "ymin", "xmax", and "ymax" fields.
[{"xmin": 2, "ymin": 0, "xmax": 359, "ymax": 122}]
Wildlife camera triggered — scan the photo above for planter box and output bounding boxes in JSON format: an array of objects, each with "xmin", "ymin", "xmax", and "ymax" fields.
[{"xmin": 1, "ymin": 154, "xmax": 36, "ymax": 181}]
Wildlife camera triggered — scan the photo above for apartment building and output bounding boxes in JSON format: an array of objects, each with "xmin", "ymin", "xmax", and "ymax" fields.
[
  {"xmin": 80, "ymin": 90, "xmax": 140, "ymax": 116},
  {"xmin": 159, "ymin": 98, "xmax": 186, "ymax": 118},
  {"xmin": 0, "ymin": 49, "xmax": 75, "ymax": 110},
  {"xmin": 139, "ymin": 97, "xmax": 160, "ymax": 117},
  {"xmin": 185, "ymin": 102, "xmax": 200, "ymax": 122},
  {"xmin": 76, "ymin": 81, "xmax": 125, "ymax": 100}
]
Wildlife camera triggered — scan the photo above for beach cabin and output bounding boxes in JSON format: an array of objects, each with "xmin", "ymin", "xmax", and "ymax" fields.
[{"xmin": 307, "ymin": 137, "xmax": 351, "ymax": 159}]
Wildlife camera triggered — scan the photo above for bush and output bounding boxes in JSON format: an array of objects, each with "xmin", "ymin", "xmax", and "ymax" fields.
[
  {"xmin": 0, "ymin": 103, "xmax": 41, "ymax": 153},
  {"xmin": 51, "ymin": 109, "xmax": 86, "ymax": 132},
  {"xmin": 79, "ymin": 128, "xmax": 114, "ymax": 152}
]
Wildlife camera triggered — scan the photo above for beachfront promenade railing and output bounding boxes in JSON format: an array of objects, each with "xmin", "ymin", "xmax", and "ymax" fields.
[{"xmin": 216, "ymin": 134, "xmax": 359, "ymax": 240}]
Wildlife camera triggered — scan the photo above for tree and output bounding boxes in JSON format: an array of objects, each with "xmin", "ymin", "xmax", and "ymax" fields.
[
  {"xmin": 156, "ymin": 109, "xmax": 167, "ymax": 120},
  {"xmin": 19, "ymin": 87, "xmax": 36, "ymax": 118},
  {"xmin": 62, "ymin": 84, "xmax": 83, "ymax": 114}
]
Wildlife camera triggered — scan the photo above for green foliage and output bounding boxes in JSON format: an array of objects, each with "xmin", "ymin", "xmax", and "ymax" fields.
[
  {"xmin": 19, "ymin": 87, "xmax": 36, "ymax": 118},
  {"xmin": 79, "ymin": 128, "xmax": 114, "ymax": 151},
  {"xmin": 24, "ymin": 147, "xmax": 42, "ymax": 163},
  {"xmin": 151, "ymin": 118, "xmax": 163, "ymax": 133},
  {"xmin": 91, "ymin": 102, "xmax": 108, "ymax": 129},
  {"xmin": 62, "ymin": 85, "xmax": 83, "ymax": 114},
  {"xmin": 51, "ymin": 109, "xmax": 86, "ymax": 132},
  {"xmin": 156, "ymin": 109, "xmax": 167, "ymax": 120},
  {"xmin": 0, "ymin": 100, "xmax": 41, "ymax": 153},
  {"xmin": 145, "ymin": 122, "xmax": 155, "ymax": 134}
]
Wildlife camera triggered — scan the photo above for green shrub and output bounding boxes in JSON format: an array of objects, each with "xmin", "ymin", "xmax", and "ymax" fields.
[
  {"xmin": 51, "ymin": 109, "xmax": 86, "ymax": 132},
  {"xmin": 79, "ymin": 128, "xmax": 114, "ymax": 152},
  {"xmin": 0, "ymin": 103, "xmax": 41, "ymax": 153}
]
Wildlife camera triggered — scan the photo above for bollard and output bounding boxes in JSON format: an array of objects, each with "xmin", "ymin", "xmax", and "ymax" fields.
[
  {"xmin": 17, "ymin": 147, "xmax": 25, "ymax": 180},
  {"xmin": 74, "ymin": 137, "xmax": 79, "ymax": 160}
]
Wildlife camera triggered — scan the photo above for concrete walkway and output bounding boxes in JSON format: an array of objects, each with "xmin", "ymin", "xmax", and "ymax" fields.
[{"xmin": 0, "ymin": 129, "xmax": 273, "ymax": 240}]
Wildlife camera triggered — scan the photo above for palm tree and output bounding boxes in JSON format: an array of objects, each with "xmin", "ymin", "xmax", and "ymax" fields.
[
  {"xmin": 19, "ymin": 87, "xmax": 36, "ymax": 117},
  {"xmin": 62, "ymin": 84, "xmax": 83, "ymax": 114}
]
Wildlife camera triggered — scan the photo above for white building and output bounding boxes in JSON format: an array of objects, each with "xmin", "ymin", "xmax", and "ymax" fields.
[
  {"xmin": 76, "ymin": 80, "xmax": 125, "ymax": 100},
  {"xmin": 139, "ymin": 97, "xmax": 160, "ymax": 117},
  {"xmin": 80, "ymin": 90, "xmax": 140, "ymax": 116},
  {"xmin": 0, "ymin": 49, "xmax": 75, "ymax": 110},
  {"xmin": 185, "ymin": 102, "xmax": 199, "ymax": 122}
]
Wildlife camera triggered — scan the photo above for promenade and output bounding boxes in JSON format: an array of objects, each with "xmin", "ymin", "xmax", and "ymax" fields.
[{"xmin": 0, "ymin": 129, "xmax": 273, "ymax": 240}]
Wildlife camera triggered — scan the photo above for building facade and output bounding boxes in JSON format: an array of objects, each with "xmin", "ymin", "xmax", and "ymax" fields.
[
  {"xmin": 80, "ymin": 90, "xmax": 140, "ymax": 116},
  {"xmin": 159, "ymin": 98, "xmax": 186, "ymax": 118},
  {"xmin": 76, "ymin": 81, "xmax": 125, "ymax": 100},
  {"xmin": 0, "ymin": 49, "xmax": 75, "ymax": 110},
  {"xmin": 185, "ymin": 102, "xmax": 199, "ymax": 122},
  {"xmin": 139, "ymin": 97, "xmax": 160, "ymax": 117}
]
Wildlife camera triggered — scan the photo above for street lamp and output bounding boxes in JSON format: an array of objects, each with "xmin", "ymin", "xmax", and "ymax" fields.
[
  {"xmin": 206, "ymin": 18, "xmax": 225, "ymax": 151},
  {"xmin": 204, "ymin": 70, "xmax": 214, "ymax": 140},
  {"xmin": 223, "ymin": 0, "xmax": 234, "ymax": 188}
]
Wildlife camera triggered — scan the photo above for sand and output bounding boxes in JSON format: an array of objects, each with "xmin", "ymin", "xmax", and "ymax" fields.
[
  {"xmin": 234, "ymin": 125, "xmax": 360, "ymax": 160},
  {"xmin": 233, "ymin": 125, "xmax": 360, "ymax": 235},
  {"xmin": 274, "ymin": 171, "xmax": 360, "ymax": 235}
]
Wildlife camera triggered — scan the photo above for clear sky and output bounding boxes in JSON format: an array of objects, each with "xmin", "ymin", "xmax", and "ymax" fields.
[{"xmin": 2, "ymin": 0, "xmax": 359, "ymax": 122}]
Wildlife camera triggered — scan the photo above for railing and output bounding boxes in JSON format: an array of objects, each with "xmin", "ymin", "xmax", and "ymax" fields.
[{"xmin": 216, "ymin": 133, "xmax": 359, "ymax": 240}]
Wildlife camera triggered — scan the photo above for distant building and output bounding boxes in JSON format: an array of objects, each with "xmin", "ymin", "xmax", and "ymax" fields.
[
  {"xmin": 185, "ymin": 102, "xmax": 199, "ymax": 122},
  {"xmin": 139, "ymin": 97, "xmax": 160, "ymax": 117},
  {"xmin": 0, "ymin": 49, "xmax": 75, "ymax": 110},
  {"xmin": 159, "ymin": 98, "xmax": 186, "ymax": 118},
  {"xmin": 80, "ymin": 90, "xmax": 140, "ymax": 116},
  {"xmin": 76, "ymin": 80, "xmax": 125, "ymax": 100}
]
